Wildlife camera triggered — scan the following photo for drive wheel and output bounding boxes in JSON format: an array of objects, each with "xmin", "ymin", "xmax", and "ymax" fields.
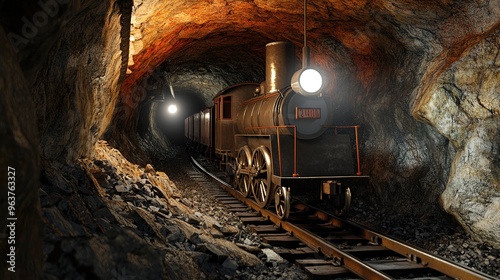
[
  {"xmin": 235, "ymin": 146, "xmax": 252, "ymax": 197},
  {"xmin": 333, "ymin": 186, "xmax": 351, "ymax": 217},
  {"xmin": 274, "ymin": 186, "xmax": 290, "ymax": 220},
  {"xmin": 251, "ymin": 146, "xmax": 272, "ymax": 208}
]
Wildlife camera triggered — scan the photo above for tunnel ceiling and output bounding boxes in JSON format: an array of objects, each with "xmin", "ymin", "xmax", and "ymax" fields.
[
  {"xmin": 3, "ymin": 0, "xmax": 498, "ymax": 103},
  {"xmin": 124, "ymin": 0, "xmax": 498, "ymax": 99}
]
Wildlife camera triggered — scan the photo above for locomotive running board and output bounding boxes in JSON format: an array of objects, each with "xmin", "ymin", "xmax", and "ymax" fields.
[{"xmin": 271, "ymin": 175, "xmax": 369, "ymax": 188}]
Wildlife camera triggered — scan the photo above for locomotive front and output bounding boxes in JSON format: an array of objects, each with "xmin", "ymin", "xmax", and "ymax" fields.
[
  {"xmin": 235, "ymin": 41, "xmax": 332, "ymax": 140},
  {"xmin": 208, "ymin": 41, "xmax": 370, "ymax": 220}
]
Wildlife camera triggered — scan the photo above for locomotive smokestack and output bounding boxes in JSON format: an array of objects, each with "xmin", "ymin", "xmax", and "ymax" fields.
[{"xmin": 265, "ymin": 41, "xmax": 295, "ymax": 94}]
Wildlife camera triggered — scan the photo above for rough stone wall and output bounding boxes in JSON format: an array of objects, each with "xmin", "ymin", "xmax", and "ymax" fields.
[
  {"xmin": 32, "ymin": 0, "xmax": 131, "ymax": 164},
  {"xmin": 414, "ymin": 29, "xmax": 500, "ymax": 247},
  {"xmin": 1, "ymin": 1, "xmax": 131, "ymax": 277},
  {"xmin": 0, "ymin": 26, "xmax": 43, "ymax": 280}
]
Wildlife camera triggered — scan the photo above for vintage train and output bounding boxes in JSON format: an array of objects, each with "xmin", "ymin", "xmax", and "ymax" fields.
[{"xmin": 185, "ymin": 41, "xmax": 368, "ymax": 219}]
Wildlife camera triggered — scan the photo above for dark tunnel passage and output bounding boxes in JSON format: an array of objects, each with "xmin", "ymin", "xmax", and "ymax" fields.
[
  {"xmin": 133, "ymin": 57, "xmax": 267, "ymax": 160},
  {"xmin": 153, "ymin": 89, "xmax": 206, "ymax": 145},
  {"xmin": 127, "ymin": 34, "xmax": 270, "ymax": 160},
  {"xmin": 146, "ymin": 87, "xmax": 207, "ymax": 146}
]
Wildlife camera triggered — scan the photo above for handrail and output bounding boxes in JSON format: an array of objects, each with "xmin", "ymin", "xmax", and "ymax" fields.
[{"xmin": 276, "ymin": 127, "xmax": 282, "ymax": 176}]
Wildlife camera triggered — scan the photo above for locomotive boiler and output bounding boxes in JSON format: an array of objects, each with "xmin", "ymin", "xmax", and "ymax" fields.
[{"xmin": 186, "ymin": 41, "xmax": 368, "ymax": 219}]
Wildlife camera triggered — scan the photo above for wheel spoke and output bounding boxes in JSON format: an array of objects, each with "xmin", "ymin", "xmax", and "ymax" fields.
[
  {"xmin": 236, "ymin": 147, "xmax": 251, "ymax": 197},
  {"xmin": 237, "ymin": 174, "xmax": 250, "ymax": 196},
  {"xmin": 259, "ymin": 182, "xmax": 266, "ymax": 201},
  {"xmin": 251, "ymin": 146, "xmax": 272, "ymax": 208}
]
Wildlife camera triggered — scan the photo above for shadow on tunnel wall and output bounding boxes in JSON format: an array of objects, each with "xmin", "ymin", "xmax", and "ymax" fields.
[
  {"xmin": 363, "ymin": 100, "xmax": 456, "ymax": 219},
  {"xmin": 0, "ymin": 25, "xmax": 43, "ymax": 280}
]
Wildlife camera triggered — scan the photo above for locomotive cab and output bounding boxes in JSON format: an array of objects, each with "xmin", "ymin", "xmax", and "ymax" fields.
[{"xmin": 212, "ymin": 83, "xmax": 258, "ymax": 169}]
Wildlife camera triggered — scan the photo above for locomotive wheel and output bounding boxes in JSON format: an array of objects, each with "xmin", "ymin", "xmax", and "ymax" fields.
[
  {"xmin": 237, "ymin": 174, "xmax": 251, "ymax": 197},
  {"xmin": 333, "ymin": 186, "xmax": 351, "ymax": 217},
  {"xmin": 251, "ymin": 146, "xmax": 272, "ymax": 208},
  {"xmin": 236, "ymin": 146, "xmax": 252, "ymax": 197},
  {"xmin": 274, "ymin": 186, "xmax": 290, "ymax": 220}
]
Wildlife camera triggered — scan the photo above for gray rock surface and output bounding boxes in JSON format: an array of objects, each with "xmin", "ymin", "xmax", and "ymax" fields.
[
  {"xmin": 39, "ymin": 141, "xmax": 309, "ymax": 279},
  {"xmin": 414, "ymin": 29, "xmax": 500, "ymax": 248}
]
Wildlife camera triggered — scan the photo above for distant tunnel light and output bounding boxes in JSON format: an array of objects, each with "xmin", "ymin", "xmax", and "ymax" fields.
[
  {"xmin": 166, "ymin": 104, "xmax": 178, "ymax": 114},
  {"xmin": 291, "ymin": 68, "xmax": 323, "ymax": 96}
]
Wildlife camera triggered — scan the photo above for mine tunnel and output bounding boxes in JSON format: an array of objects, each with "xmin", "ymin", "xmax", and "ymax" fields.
[{"xmin": 0, "ymin": 1, "xmax": 499, "ymax": 279}]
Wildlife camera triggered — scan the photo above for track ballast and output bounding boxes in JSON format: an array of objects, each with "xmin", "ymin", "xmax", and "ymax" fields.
[{"xmin": 190, "ymin": 154, "xmax": 496, "ymax": 280}]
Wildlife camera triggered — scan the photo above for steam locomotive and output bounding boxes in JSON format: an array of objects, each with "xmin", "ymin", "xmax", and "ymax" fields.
[{"xmin": 185, "ymin": 41, "xmax": 368, "ymax": 219}]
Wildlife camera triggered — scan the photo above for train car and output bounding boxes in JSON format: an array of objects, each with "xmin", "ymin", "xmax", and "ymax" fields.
[
  {"xmin": 186, "ymin": 41, "xmax": 368, "ymax": 219},
  {"xmin": 200, "ymin": 108, "xmax": 212, "ymax": 148},
  {"xmin": 193, "ymin": 112, "xmax": 201, "ymax": 144},
  {"xmin": 186, "ymin": 115, "xmax": 194, "ymax": 142}
]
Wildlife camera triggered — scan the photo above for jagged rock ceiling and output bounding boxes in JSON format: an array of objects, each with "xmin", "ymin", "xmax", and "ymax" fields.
[
  {"xmin": 124, "ymin": 0, "xmax": 498, "ymax": 94},
  {"xmin": 0, "ymin": 1, "xmax": 499, "ymax": 277}
]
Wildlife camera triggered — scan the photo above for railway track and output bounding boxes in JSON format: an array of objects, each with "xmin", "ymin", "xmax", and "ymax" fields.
[{"xmin": 188, "ymin": 154, "xmax": 496, "ymax": 280}]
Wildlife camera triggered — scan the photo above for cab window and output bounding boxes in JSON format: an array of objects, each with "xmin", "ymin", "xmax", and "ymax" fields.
[{"xmin": 222, "ymin": 96, "xmax": 231, "ymax": 119}]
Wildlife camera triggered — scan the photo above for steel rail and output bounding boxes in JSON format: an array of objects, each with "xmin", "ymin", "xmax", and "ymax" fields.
[
  {"xmin": 191, "ymin": 156, "xmax": 390, "ymax": 279},
  {"xmin": 307, "ymin": 205, "xmax": 496, "ymax": 280},
  {"xmin": 190, "ymin": 155, "xmax": 496, "ymax": 280},
  {"xmin": 246, "ymin": 196, "xmax": 393, "ymax": 279}
]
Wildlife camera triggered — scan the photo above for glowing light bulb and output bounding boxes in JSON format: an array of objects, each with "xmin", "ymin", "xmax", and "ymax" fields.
[
  {"xmin": 167, "ymin": 104, "xmax": 177, "ymax": 114},
  {"xmin": 299, "ymin": 68, "xmax": 322, "ymax": 94},
  {"xmin": 291, "ymin": 68, "xmax": 323, "ymax": 96}
]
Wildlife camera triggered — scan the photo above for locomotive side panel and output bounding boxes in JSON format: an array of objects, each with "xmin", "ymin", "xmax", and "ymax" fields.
[
  {"xmin": 234, "ymin": 134, "xmax": 272, "ymax": 155},
  {"xmin": 237, "ymin": 94, "xmax": 291, "ymax": 137}
]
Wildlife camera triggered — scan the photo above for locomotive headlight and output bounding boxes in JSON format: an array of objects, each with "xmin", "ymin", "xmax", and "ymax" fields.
[{"xmin": 291, "ymin": 68, "xmax": 323, "ymax": 96}]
